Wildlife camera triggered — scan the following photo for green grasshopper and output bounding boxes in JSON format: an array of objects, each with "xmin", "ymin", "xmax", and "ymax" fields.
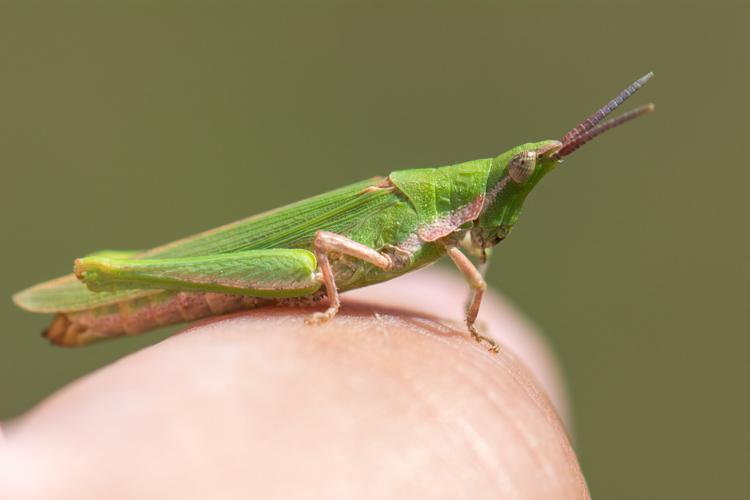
[{"xmin": 13, "ymin": 74, "xmax": 654, "ymax": 350}]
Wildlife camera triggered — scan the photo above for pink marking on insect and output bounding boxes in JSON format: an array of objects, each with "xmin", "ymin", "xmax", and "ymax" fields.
[{"xmin": 418, "ymin": 194, "xmax": 486, "ymax": 242}]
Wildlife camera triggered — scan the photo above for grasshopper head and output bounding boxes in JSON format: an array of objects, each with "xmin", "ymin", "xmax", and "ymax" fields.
[{"xmin": 475, "ymin": 73, "xmax": 655, "ymax": 249}]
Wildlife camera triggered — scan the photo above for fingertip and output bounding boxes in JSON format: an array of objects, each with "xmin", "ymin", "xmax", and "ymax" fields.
[{"xmin": 5, "ymin": 308, "xmax": 588, "ymax": 499}]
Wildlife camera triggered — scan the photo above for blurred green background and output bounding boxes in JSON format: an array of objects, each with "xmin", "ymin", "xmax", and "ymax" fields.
[{"xmin": 1, "ymin": 1, "xmax": 748, "ymax": 498}]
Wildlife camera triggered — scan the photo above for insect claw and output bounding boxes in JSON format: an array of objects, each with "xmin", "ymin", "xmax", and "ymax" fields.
[
  {"xmin": 468, "ymin": 324, "xmax": 500, "ymax": 353},
  {"xmin": 305, "ymin": 308, "xmax": 338, "ymax": 325}
]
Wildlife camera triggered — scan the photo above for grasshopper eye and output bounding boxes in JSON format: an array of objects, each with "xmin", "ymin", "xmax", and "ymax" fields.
[{"xmin": 508, "ymin": 151, "xmax": 537, "ymax": 183}]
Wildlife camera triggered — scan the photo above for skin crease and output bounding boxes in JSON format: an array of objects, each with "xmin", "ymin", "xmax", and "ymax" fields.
[{"xmin": 0, "ymin": 267, "xmax": 589, "ymax": 499}]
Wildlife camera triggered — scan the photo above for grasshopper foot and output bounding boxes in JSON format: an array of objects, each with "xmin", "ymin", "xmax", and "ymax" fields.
[
  {"xmin": 469, "ymin": 324, "xmax": 500, "ymax": 353},
  {"xmin": 305, "ymin": 307, "xmax": 338, "ymax": 325}
]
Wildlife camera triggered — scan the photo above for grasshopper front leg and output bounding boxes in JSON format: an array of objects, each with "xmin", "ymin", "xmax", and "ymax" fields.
[
  {"xmin": 307, "ymin": 231, "xmax": 394, "ymax": 324},
  {"xmin": 445, "ymin": 245, "xmax": 499, "ymax": 353}
]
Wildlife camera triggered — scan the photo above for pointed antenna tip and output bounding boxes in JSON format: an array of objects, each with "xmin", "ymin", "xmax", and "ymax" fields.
[
  {"xmin": 633, "ymin": 102, "xmax": 655, "ymax": 116},
  {"xmin": 641, "ymin": 71, "xmax": 655, "ymax": 81}
]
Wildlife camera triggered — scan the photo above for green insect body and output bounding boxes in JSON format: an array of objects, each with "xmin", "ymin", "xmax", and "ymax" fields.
[{"xmin": 13, "ymin": 74, "xmax": 654, "ymax": 349}]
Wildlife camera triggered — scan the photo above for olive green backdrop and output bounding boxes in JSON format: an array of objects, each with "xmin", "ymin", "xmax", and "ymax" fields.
[{"xmin": 2, "ymin": 1, "xmax": 747, "ymax": 498}]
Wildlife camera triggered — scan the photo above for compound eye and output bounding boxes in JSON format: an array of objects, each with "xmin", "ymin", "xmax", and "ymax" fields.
[{"xmin": 508, "ymin": 151, "xmax": 538, "ymax": 183}]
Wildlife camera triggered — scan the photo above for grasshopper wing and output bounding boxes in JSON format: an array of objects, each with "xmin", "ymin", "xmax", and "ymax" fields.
[{"xmin": 14, "ymin": 177, "xmax": 400, "ymax": 313}]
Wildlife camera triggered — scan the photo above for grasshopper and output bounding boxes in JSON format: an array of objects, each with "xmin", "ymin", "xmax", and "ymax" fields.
[{"xmin": 13, "ymin": 74, "xmax": 654, "ymax": 350}]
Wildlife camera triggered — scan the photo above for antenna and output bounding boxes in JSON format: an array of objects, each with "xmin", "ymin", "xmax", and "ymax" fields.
[
  {"xmin": 560, "ymin": 72, "xmax": 654, "ymax": 146},
  {"xmin": 557, "ymin": 103, "xmax": 654, "ymax": 157}
]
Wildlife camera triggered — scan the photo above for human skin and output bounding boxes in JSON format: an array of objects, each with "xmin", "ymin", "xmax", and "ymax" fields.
[{"xmin": 0, "ymin": 267, "xmax": 589, "ymax": 499}]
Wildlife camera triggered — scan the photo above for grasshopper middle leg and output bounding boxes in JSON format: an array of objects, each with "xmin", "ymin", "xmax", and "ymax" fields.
[{"xmin": 307, "ymin": 231, "xmax": 393, "ymax": 324}]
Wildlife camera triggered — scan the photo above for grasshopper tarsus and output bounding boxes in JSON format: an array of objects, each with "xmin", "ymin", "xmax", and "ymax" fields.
[
  {"xmin": 469, "ymin": 324, "xmax": 500, "ymax": 353},
  {"xmin": 305, "ymin": 308, "xmax": 338, "ymax": 325}
]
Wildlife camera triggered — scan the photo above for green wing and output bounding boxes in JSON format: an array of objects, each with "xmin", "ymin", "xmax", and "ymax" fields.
[
  {"xmin": 13, "ymin": 276, "xmax": 162, "ymax": 313},
  {"xmin": 14, "ymin": 177, "xmax": 401, "ymax": 313}
]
